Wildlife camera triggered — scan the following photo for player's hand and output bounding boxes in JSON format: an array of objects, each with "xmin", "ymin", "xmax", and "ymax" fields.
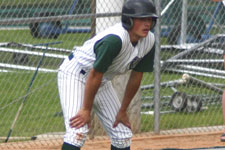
[
  {"xmin": 69, "ymin": 109, "xmax": 91, "ymax": 129},
  {"xmin": 113, "ymin": 111, "xmax": 131, "ymax": 129}
]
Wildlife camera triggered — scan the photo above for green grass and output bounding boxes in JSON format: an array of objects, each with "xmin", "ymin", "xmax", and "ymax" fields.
[
  {"xmin": 141, "ymin": 105, "xmax": 224, "ymax": 132},
  {"xmin": 0, "ymin": 71, "xmax": 224, "ymax": 140},
  {"xmin": 0, "ymin": 29, "xmax": 91, "ymax": 49},
  {"xmin": 0, "ymin": 72, "xmax": 64, "ymax": 138},
  {"xmin": 142, "ymin": 72, "xmax": 225, "ymax": 97},
  {"xmin": 0, "ymin": 29, "xmax": 224, "ymax": 142},
  {"xmin": 0, "ymin": 29, "xmax": 91, "ymax": 69},
  {"xmin": 140, "ymin": 72, "xmax": 224, "ymax": 132}
]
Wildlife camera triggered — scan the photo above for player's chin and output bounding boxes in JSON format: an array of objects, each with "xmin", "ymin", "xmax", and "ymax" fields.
[
  {"xmin": 141, "ymin": 30, "xmax": 149, "ymax": 37},
  {"xmin": 140, "ymin": 32, "xmax": 149, "ymax": 38}
]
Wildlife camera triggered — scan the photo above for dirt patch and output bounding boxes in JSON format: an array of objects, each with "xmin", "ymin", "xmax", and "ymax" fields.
[{"xmin": 1, "ymin": 131, "xmax": 225, "ymax": 150}]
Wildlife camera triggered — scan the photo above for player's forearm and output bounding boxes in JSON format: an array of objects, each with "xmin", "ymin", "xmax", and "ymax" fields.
[
  {"xmin": 119, "ymin": 71, "xmax": 143, "ymax": 112},
  {"xmin": 82, "ymin": 68, "xmax": 103, "ymax": 111}
]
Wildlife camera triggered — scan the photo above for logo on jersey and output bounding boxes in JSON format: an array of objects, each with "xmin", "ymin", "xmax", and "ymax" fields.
[{"xmin": 129, "ymin": 57, "xmax": 141, "ymax": 69}]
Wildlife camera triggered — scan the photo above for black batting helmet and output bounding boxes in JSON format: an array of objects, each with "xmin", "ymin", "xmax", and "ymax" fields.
[{"xmin": 122, "ymin": 0, "xmax": 158, "ymax": 30}]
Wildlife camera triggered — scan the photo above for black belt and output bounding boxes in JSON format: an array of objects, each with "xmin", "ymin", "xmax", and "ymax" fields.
[
  {"xmin": 68, "ymin": 53, "xmax": 86, "ymax": 75},
  {"xmin": 80, "ymin": 69, "xmax": 86, "ymax": 75},
  {"xmin": 68, "ymin": 53, "xmax": 74, "ymax": 60}
]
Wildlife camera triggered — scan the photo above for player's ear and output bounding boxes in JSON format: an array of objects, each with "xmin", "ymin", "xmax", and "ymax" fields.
[{"xmin": 122, "ymin": 15, "xmax": 133, "ymax": 30}]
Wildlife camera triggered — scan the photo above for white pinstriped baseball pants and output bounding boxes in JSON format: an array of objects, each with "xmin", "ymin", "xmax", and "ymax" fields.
[{"xmin": 57, "ymin": 63, "xmax": 132, "ymax": 148}]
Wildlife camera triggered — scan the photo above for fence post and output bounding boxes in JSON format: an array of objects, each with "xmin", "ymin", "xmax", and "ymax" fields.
[
  {"xmin": 153, "ymin": 0, "xmax": 161, "ymax": 134},
  {"xmin": 181, "ymin": 0, "xmax": 188, "ymax": 44}
]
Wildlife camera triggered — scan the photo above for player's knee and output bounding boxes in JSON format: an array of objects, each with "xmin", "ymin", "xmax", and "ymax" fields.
[
  {"xmin": 111, "ymin": 138, "xmax": 131, "ymax": 149},
  {"xmin": 64, "ymin": 130, "xmax": 88, "ymax": 147},
  {"xmin": 110, "ymin": 126, "xmax": 132, "ymax": 149}
]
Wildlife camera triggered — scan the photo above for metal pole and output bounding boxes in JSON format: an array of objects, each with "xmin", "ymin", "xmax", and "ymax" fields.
[
  {"xmin": 203, "ymin": 2, "xmax": 222, "ymax": 40},
  {"xmin": 161, "ymin": 35, "xmax": 218, "ymax": 69},
  {"xmin": 182, "ymin": 74, "xmax": 224, "ymax": 94},
  {"xmin": 180, "ymin": 0, "xmax": 187, "ymax": 44},
  {"xmin": 141, "ymin": 79, "xmax": 187, "ymax": 90},
  {"xmin": 91, "ymin": 0, "xmax": 96, "ymax": 37},
  {"xmin": 62, "ymin": 0, "xmax": 79, "ymax": 33},
  {"xmin": 154, "ymin": 0, "xmax": 161, "ymax": 134},
  {"xmin": 5, "ymin": 45, "xmax": 47, "ymax": 142},
  {"xmin": 161, "ymin": 0, "xmax": 175, "ymax": 16},
  {"xmin": 4, "ymin": 41, "xmax": 60, "ymax": 142},
  {"xmin": 0, "ymin": 13, "xmax": 122, "ymax": 25}
]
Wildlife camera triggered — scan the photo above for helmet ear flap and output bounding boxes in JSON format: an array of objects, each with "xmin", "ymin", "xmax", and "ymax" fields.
[
  {"xmin": 150, "ymin": 18, "xmax": 157, "ymax": 30},
  {"xmin": 122, "ymin": 16, "xmax": 157, "ymax": 31},
  {"xmin": 122, "ymin": 15, "xmax": 133, "ymax": 30}
]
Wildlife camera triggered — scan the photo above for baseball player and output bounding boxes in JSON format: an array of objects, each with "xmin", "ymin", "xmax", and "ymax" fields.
[{"xmin": 57, "ymin": 0, "xmax": 158, "ymax": 149}]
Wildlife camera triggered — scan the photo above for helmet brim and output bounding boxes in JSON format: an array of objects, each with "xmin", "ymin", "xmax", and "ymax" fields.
[{"xmin": 122, "ymin": 13, "xmax": 158, "ymax": 19}]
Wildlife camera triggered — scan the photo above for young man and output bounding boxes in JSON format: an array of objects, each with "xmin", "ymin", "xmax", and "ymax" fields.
[{"xmin": 57, "ymin": 0, "xmax": 158, "ymax": 149}]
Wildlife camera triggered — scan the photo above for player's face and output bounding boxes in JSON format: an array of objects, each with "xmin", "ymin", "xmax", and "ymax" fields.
[{"xmin": 129, "ymin": 17, "xmax": 153, "ymax": 42}]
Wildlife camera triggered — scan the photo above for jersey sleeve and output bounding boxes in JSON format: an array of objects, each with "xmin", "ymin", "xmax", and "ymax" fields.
[
  {"xmin": 133, "ymin": 44, "xmax": 155, "ymax": 72},
  {"xmin": 93, "ymin": 34, "xmax": 122, "ymax": 73}
]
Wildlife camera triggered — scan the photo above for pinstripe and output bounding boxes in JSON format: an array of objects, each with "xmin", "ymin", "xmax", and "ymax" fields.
[
  {"xmin": 58, "ymin": 65, "xmax": 88, "ymax": 147},
  {"xmin": 57, "ymin": 22, "xmax": 155, "ymax": 148},
  {"xmin": 94, "ymin": 82, "xmax": 132, "ymax": 144}
]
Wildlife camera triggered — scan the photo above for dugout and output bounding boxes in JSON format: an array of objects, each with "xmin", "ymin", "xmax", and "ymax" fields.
[
  {"xmin": 161, "ymin": 0, "xmax": 225, "ymax": 44},
  {"xmin": 0, "ymin": 0, "xmax": 91, "ymax": 28}
]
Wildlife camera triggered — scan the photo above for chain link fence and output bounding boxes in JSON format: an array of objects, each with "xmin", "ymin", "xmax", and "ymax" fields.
[
  {"xmin": 0, "ymin": 0, "xmax": 225, "ymax": 148},
  {"xmin": 141, "ymin": 0, "xmax": 225, "ymax": 135}
]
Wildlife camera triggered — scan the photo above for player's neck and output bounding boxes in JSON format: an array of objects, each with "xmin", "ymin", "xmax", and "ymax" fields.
[
  {"xmin": 128, "ymin": 31, "xmax": 141, "ymax": 44},
  {"xmin": 132, "ymin": 42, "xmax": 138, "ymax": 47}
]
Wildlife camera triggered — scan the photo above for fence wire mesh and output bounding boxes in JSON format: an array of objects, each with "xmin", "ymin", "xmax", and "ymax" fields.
[
  {"xmin": 0, "ymin": 0, "xmax": 224, "ymax": 147},
  {"xmin": 141, "ymin": 0, "xmax": 225, "ymax": 135}
]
